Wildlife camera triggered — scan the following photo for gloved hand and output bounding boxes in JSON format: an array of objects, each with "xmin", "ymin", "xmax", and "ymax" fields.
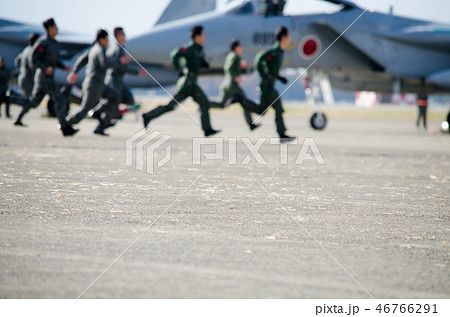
[
  {"xmin": 277, "ymin": 76, "xmax": 288, "ymax": 84},
  {"xmin": 177, "ymin": 70, "xmax": 184, "ymax": 78},
  {"xmin": 201, "ymin": 61, "xmax": 210, "ymax": 68}
]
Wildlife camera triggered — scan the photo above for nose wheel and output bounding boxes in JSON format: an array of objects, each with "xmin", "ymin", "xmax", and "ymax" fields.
[
  {"xmin": 310, "ymin": 112, "xmax": 327, "ymax": 130},
  {"xmin": 304, "ymin": 72, "xmax": 331, "ymax": 131},
  {"xmin": 309, "ymin": 112, "xmax": 327, "ymax": 130}
]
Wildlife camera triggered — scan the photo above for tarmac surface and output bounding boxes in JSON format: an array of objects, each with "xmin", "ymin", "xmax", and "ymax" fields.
[{"xmin": 0, "ymin": 102, "xmax": 449, "ymax": 298}]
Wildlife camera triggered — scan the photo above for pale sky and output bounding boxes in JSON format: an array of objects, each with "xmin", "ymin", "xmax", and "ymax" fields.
[{"xmin": 2, "ymin": 0, "xmax": 450, "ymax": 38}]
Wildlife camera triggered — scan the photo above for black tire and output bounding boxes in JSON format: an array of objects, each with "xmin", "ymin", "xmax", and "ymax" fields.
[{"xmin": 310, "ymin": 112, "xmax": 327, "ymax": 130}]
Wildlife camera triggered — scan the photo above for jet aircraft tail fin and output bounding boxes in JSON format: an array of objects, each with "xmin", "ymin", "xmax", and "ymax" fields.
[
  {"xmin": 155, "ymin": 0, "xmax": 218, "ymax": 26},
  {"xmin": 154, "ymin": 0, "xmax": 266, "ymax": 26}
]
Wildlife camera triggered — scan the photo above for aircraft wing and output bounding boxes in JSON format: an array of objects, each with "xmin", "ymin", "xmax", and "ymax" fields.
[
  {"xmin": 376, "ymin": 24, "xmax": 450, "ymax": 53},
  {"xmin": 0, "ymin": 19, "xmax": 44, "ymax": 45},
  {"xmin": 311, "ymin": 22, "xmax": 385, "ymax": 72},
  {"xmin": 0, "ymin": 18, "xmax": 90, "ymax": 61},
  {"xmin": 376, "ymin": 25, "xmax": 450, "ymax": 87},
  {"xmin": 0, "ymin": 18, "xmax": 89, "ymax": 44},
  {"xmin": 307, "ymin": 19, "xmax": 450, "ymax": 93}
]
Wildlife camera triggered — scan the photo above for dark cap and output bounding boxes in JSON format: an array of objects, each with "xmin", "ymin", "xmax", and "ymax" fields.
[
  {"xmin": 29, "ymin": 32, "xmax": 40, "ymax": 46},
  {"xmin": 96, "ymin": 29, "xmax": 108, "ymax": 42},
  {"xmin": 113, "ymin": 27, "xmax": 124, "ymax": 38},
  {"xmin": 230, "ymin": 39, "xmax": 241, "ymax": 52},
  {"xmin": 190, "ymin": 25, "xmax": 204, "ymax": 40},
  {"xmin": 275, "ymin": 26, "xmax": 289, "ymax": 42},
  {"xmin": 43, "ymin": 18, "xmax": 56, "ymax": 30}
]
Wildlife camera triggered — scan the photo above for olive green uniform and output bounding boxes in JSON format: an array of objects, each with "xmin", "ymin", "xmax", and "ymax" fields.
[
  {"xmin": 143, "ymin": 41, "xmax": 213, "ymax": 132},
  {"xmin": 210, "ymin": 51, "xmax": 262, "ymax": 127},
  {"xmin": 66, "ymin": 43, "xmax": 120, "ymax": 129},
  {"xmin": 254, "ymin": 42, "xmax": 287, "ymax": 136}
]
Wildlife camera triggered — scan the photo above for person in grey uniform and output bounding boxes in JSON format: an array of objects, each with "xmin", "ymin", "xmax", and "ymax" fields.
[
  {"xmin": 0, "ymin": 57, "xmax": 11, "ymax": 118},
  {"xmin": 15, "ymin": 33, "xmax": 40, "ymax": 97},
  {"xmin": 90, "ymin": 27, "xmax": 145, "ymax": 127},
  {"xmin": 66, "ymin": 29, "xmax": 130, "ymax": 136},
  {"xmin": 15, "ymin": 18, "xmax": 77, "ymax": 136}
]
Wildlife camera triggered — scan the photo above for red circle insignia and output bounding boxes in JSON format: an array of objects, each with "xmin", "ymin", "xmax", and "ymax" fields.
[
  {"xmin": 303, "ymin": 39, "xmax": 318, "ymax": 56},
  {"xmin": 299, "ymin": 35, "xmax": 321, "ymax": 60}
]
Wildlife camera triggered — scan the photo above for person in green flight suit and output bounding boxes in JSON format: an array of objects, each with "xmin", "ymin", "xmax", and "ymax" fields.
[
  {"xmin": 142, "ymin": 25, "xmax": 220, "ymax": 137},
  {"xmin": 209, "ymin": 39, "xmax": 262, "ymax": 131},
  {"xmin": 254, "ymin": 26, "xmax": 295, "ymax": 142}
]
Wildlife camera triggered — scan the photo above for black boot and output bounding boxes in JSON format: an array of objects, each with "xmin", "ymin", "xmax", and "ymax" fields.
[
  {"xmin": 279, "ymin": 134, "xmax": 296, "ymax": 143},
  {"xmin": 94, "ymin": 125, "xmax": 109, "ymax": 136},
  {"xmin": 93, "ymin": 117, "xmax": 109, "ymax": 136},
  {"xmin": 57, "ymin": 124, "xmax": 79, "ymax": 137},
  {"xmin": 14, "ymin": 121, "xmax": 27, "ymax": 127},
  {"xmin": 204, "ymin": 128, "xmax": 221, "ymax": 137},
  {"xmin": 65, "ymin": 126, "xmax": 79, "ymax": 137},
  {"xmin": 142, "ymin": 113, "xmax": 151, "ymax": 129},
  {"xmin": 250, "ymin": 123, "xmax": 261, "ymax": 131},
  {"xmin": 14, "ymin": 112, "xmax": 27, "ymax": 127}
]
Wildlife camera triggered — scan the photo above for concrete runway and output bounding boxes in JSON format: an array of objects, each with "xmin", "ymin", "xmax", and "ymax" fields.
[{"xmin": 0, "ymin": 103, "xmax": 448, "ymax": 298}]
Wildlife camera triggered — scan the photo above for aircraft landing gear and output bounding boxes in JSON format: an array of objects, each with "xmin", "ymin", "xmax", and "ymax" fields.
[
  {"xmin": 304, "ymin": 71, "xmax": 332, "ymax": 131},
  {"xmin": 310, "ymin": 111, "xmax": 327, "ymax": 130}
]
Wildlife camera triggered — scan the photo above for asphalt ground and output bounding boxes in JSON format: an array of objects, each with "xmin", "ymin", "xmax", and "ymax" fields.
[{"xmin": 0, "ymin": 101, "xmax": 448, "ymax": 298}]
